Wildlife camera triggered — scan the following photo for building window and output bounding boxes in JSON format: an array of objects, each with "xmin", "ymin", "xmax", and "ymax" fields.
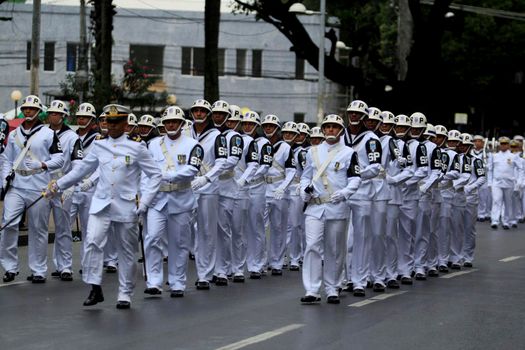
[
  {"xmin": 66, "ymin": 43, "xmax": 79, "ymax": 72},
  {"xmin": 181, "ymin": 47, "xmax": 225, "ymax": 76},
  {"xmin": 26, "ymin": 41, "xmax": 31, "ymax": 71},
  {"xmin": 294, "ymin": 113, "xmax": 305, "ymax": 123},
  {"xmin": 44, "ymin": 42, "xmax": 55, "ymax": 71},
  {"xmin": 252, "ymin": 49, "xmax": 262, "ymax": 77},
  {"xmin": 295, "ymin": 57, "xmax": 305, "ymax": 80},
  {"xmin": 236, "ymin": 49, "xmax": 246, "ymax": 77},
  {"xmin": 129, "ymin": 44, "xmax": 164, "ymax": 76}
]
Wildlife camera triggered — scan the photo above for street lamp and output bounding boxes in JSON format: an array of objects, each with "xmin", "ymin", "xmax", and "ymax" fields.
[
  {"xmin": 10, "ymin": 90, "xmax": 22, "ymax": 119},
  {"xmin": 289, "ymin": 1, "xmax": 326, "ymax": 125}
]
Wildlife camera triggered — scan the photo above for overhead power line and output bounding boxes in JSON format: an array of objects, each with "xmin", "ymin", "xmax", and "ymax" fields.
[{"xmin": 420, "ymin": 0, "xmax": 525, "ymax": 22}]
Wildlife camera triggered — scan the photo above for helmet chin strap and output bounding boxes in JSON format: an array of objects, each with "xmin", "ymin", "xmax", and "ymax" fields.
[
  {"xmin": 379, "ymin": 125, "xmax": 394, "ymax": 135},
  {"xmin": 25, "ymin": 113, "xmax": 39, "ymax": 121},
  {"xmin": 77, "ymin": 118, "xmax": 93, "ymax": 129},
  {"xmin": 264, "ymin": 126, "xmax": 279, "ymax": 139},
  {"xmin": 166, "ymin": 123, "xmax": 183, "ymax": 136},
  {"xmin": 213, "ymin": 119, "xmax": 227, "ymax": 128},
  {"xmin": 140, "ymin": 128, "xmax": 152, "ymax": 138},
  {"xmin": 325, "ymin": 128, "xmax": 343, "ymax": 142}
]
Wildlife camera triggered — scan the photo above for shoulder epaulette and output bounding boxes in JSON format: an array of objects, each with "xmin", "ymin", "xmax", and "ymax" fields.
[
  {"xmin": 128, "ymin": 135, "xmax": 142, "ymax": 142},
  {"xmin": 96, "ymin": 134, "xmax": 107, "ymax": 140}
]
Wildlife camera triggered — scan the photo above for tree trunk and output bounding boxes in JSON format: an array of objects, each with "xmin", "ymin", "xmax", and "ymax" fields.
[{"xmin": 204, "ymin": 0, "xmax": 220, "ymax": 103}]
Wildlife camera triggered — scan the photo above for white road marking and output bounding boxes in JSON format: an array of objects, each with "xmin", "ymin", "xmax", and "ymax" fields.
[
  {"xmin": 0, "ymin": 281, "xmax": 29, "ymax": 288},
  {"xmin": 348, "ymin": 299, "xmax": 378, "ymax": 307},
  {"xmin": 440, "ymin": 269, "xmax": 478, "ymax": 279},
  {"xmin": 348, "ymin": 291, "xmax": 407, "ymax": 307},
  {"xmin": 215, "ymin": 324, "xmax": 305, "ymax": 350},
  {"xmin": 499, "ymin": 256, "xmax": 524, "ymax": 262}
]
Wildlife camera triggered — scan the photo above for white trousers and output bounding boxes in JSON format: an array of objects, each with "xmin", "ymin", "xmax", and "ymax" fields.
[
  {"xmin": 231, "ymin": 198, "xmax": 249, "ymax": 276},
  {"xmin": 83, "ymin": 210, "xmax": 138, "ymax": 302},
  {"xmin": 491, "ymin": 187, "xmax": 513, "ymax": 226},
  {"xmin": 461, "ymin": 203, "xmax": 478, "ymax": 263},
  {"xmin": 438, "ymin": 200, "xmax": 453, "ymax": 266},
  {"xmin": 369, "ymin": 200, "xmax": 387, "ymax": 285},
  {"xmin": 286, "ymin": 195, "xmax": 304, "ymax": 266},
  {"xmin": 70, "ymin": 191, "xmax": 93, "ymax": 263},
  {"xmin": 414, "ymin": 196, "xmax": 432, "ymax": 274},
  {"xmin": 0, "ymin": 188, "xmax": 50, "ymax": 277},
  {"xmin": 397, "ymin": 199, "xmax": 418, "ymax": 277},
  {"xmin": 267, "ymin": 197, "xmax": 290, "ymax": 270},
  {"xmin": 215, "ymin": 196, "xmax": 234, "ymax": 277},
  {"xmin": 195, "ymin": 194, "xmax": 218, "ymax": 282},
  {"xmin": 511, "ymin": 191, "xmax": 522, "ymax": 225},
  {"xmin": 51, "ymin": 196, "xmax": 73, "ymax": 273},
  {"xmin": 347, "ymin": 200, "xmax": 372, "ymax": 289},
  {"xmin": 145, "ymin": 208, "xmax": 192, "ymax": 291},
  {"xmin": 449, "ymin": 204, "xmax": 465, "ymax": 264},
  {"xmin": 246, "ymin": 190, "xmax": 266, "ymax": 273},
  {"xmin": 302, "ymin": 216, "xmax": 347, "ymax": 298},
  {"xmin": 477, "ymin": 184, "xmax": 491, "ymax": 218},
  {"xmin": 426, "ymin": 201, "xmax": 441, "ymax": 270},
  {"xmin": 385, "ymin": 204, "xmax": 400, "ymax": 282}
]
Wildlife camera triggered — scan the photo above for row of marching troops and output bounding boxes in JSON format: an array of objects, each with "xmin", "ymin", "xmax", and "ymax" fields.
[{"xmin": 0, "ymin": 94, "xmax": 493, "ymax": 308}]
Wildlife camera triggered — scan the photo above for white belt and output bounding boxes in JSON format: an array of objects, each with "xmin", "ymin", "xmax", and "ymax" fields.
[
  {"xmin": 15, "ymin": 169, "xmax": 45, "ymax": 176},
  {"xmin": 265, "ymin": 175, "xmax": 285, "ymax": 184},
  {"xmin": 249, "ymin": 177, "xmax": 265, "ymax": 186},
  {"xmin": 308, "ymin": 196, "xmax": 331, "ymax": 205},
  {"xmin": 219, "ymin": 170, "xmax": 235, "ymax": 181},
  {"xmin": 159, "ymin": 182, "xmax": 191, "ymax": 192}
]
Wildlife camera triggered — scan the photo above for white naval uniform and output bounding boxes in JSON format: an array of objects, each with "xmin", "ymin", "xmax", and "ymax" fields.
[
  {"xmin": 192, "ymin": 124, "xmax": 227, "ymax": 283},
  {"xmin": 488, "ymin": 150, "xmax": 521, "ymax": 226},
  {"xmin": 427, "ymin": 146, "xmax": 446, "ymax": 273},
  {"xmin": 461, "ymin": 155, "xmax": 486, "ymax": 264},
  {"xmin": 56, "ymin": 134, "xmax": 161, "ymax": 303},
  {"xmin": 345, "ymin": 130, "xmax": 382, "ymax": 290},
  {"xmin": 449, "ymin": 153, "xmax": 471, "ymax": 265},
  {"xmin": 230, "ymin": 134, "xmax": 259, "ymax": 277},
  {"xmin": 301, "ymin": 141, "xmax": 360, "ymax": 298},
  {"xmin": 265, "ymin": 140, "xmax": 296, "ymax": 271},
  {"xmin": 215, "ymin": 129, "xmax": 243, "ymax": 279},
  {"xmin": 246, "ymin": 137, "xmax": 273, "ymax": 274},
  {"xmin": 413, "ymin": 140, "xmax": 442, "ymax": 275},
  {"xmin": 145, "ymin": 135, "xmax": 203, "ymax": 291},
  {"xmin": 397, "ymin": 138, "xmax": 428, "ymax": 278},
  {"xmin": 471, "ymin": 149, "xmax": 491, "ymax": 219},
  {"xmin": 0, "ymin": 122, "xmax": 64, "ymax": 278},
  {"xmin": 510, "ymin": 153, "xmax": 525, "ymax": 226},
  {"xmin": 50, "ymin": 124, "xmax": 83, "ymax": 274}
]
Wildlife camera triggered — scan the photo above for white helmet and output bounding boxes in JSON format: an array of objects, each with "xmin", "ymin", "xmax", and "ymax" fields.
[
  {"xmin": 162, "ymin": 106, "xmax": 186, "ymax": 122},
  {"xmin": 242, "ymin": 111, "xmax": 260, "ymax": 125},
  {"xmin": 366, "ymin": 107, "xmax": 382, "ymax": 122},
  {"xmin": 310, "ymin": 126, "xmax": 324, "ymax": 139},
  {"xmin": 460, "ymin": 133, "xmax": 473, "ymax": 145},
  {"xmin": 394, "ymin": 114, "xmax": 411, "ymax": 138},
  {"xmin": 229, "ymin": 104, "xmax": 242, "ymax": 122},
  {"xmin": 513, "ymin": 135, "xmax": 524, "ymax": 142},
  {"xmin": 20, "ymin": 95, "xmax": 42, "ymax": 112},
  {"xmin": 190, "ymin": 99, "xmax": 212, "ymax": 123},
  {"xmin": 261, "ymin": 114, "xmax": 281, "ymax": 138},
  {"xmin": 281, "ymin": 121, "xmax": 299, "ymax": 134},
  {"xmin": 138, "ymin": 114, "xmax": 156, "ymax": 128},
  {"xmin": 211, "ymin": 100, "xmax": 230, "ymax": 127},
  {"xmin": 380, "ymin": 111, "xmax": 395, "ymax": 124},
  {"xmin": 297, "ymin": 123, "xmax": 311, "ymax": 135},
  {"xmin": 435, "ymin": 125, "xmax": 448, "ymax": 137},
  {"xmin": 47, "ymin": 100, "xmax": 70, "ymax": 117},
  {"xmin": 410, "ymin": 112, "xmax": 427, "ymax": 129},
  {"xmin": 447, "ymin": 129, "xmax": 461, "ymax": 142},
  {"xmin": 321, "ymin": 114, "xmax": 345, "ymax": 141},
  {"xmin": 346, "ymin": 100, "xmax": 368, "ymax": 125},
  {"xmin": 423, "ymin": 123, "xmax": 436, "ymax": 138},
  {"xmin": 76, "ymin": 102, "xmax": 96, "ymax": 118},
  {"xmin": 157, "ymin": 120, "xmax": 166, "ymax": 136},
  {"xmin": 127, "ymin": 113, "xmax": 138, "ymax": 127},
  {"xmin": 473, "ymin": 135, "xmax": 484, "ymax": 141}
]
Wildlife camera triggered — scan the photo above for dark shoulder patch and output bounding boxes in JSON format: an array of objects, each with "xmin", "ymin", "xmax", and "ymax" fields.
[
  {"xmin": 189, "ymin": 144, "xmax": 204, "ymax": 169},
  {"xmin": 260, "ymin": 142, "xmax": 273, "ymax": 165},
  {"xmin": 128, "ymin": 135, "xmax": 142, "ymax": 142},
  {"xmin": 347, "ymin": 152, "xmax": 361, "ymax": 177}
]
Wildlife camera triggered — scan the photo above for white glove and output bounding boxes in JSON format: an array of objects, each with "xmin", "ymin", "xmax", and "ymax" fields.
[
  {"xmin": 80, "ymin": 179, "xmax": 93, "ymax": 192},
  {"xmin": 330, "ymin": 188, "xmax": 350, "ymax": 204},
  {"xmin": 419, "ymin": 183, "xmax": 430, "ymax": 194},
  {"xmin": 300, "ymin": 187, "xmax": 312, "ymax": 202},
  {"xmin": 386, "ymin": 174, "xmax": 396, "ymax": 185},
  {"xmin": 135, "ymin": 203, "xmax": 147, "ymax": 217},
  {"xmin": 61, "ymin": 187, "xmax": 74, "ymax": 201},
  {"xmin": 24, "ymin": 159, "xmax": 42, "ymax": 170},
  {"xmin": 44, "ymin": 181, "xmax": 59, "ymax": 199},
  {"xmin": 273, "ymin": 187, "xmax": 285, "ymax": 200},
  {"xmin": 295, "ymin": 186, "xmax": 301, "ymax": 196},
  {"xmin": 397, "ymin": 157, "xmax": 407, "ymax": 167},
  {"xmin": 191, "ymin": 176, "xmax": 209, "ymax": 191},
  {"xmin": 236, "ymin": 178, "xmax": 246, "ymax": 188},
  {"xmin": 464, "ymin": 185, "xmax": 474, "ymax": 194}
]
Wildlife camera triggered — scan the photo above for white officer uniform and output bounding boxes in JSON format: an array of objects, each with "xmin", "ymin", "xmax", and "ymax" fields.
[
  {"xmin": 145, "ymin": 130, "xmax": 203, "ymax": 293},
  {"xmin": 510, "ymin": 146, "xmax": 525, "ymax": 227},
  {"xmin": 471, "ymin": 144, "xmax": 491, "ymax": 220},
  {"xmin": 0, "ymin": 116, "xmax": 64, "ymax": 279},
  {"xmin": 301, "ymin": 115, "xmax": 361, "ymax": 301},
  {"xmin": 55, "ymin": 107, "xmax": 162, "ymax": 304},
  {"xmin": 287, "ymin": 143, "xmax": 307, "ymax": 269}
]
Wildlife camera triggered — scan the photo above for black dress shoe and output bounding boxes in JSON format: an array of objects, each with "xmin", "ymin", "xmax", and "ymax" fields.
[
  {"xmin": 327, "ymin": 295, "xmax": 340, "ymax": 304},
  {"xmin": 491, "ymin": 224, "xmax": 498, "ymax": 229},
  {"xmin": 233, "ymin": 275, "xmax": 245, "ymax": 283},
  {"xmin": 51, "ymin": 270, "xmax": 61, "ymax": 277},
  {"xmin": 78, "ymin": 269, "xmax": 82, "ymax": 274},
  {"xmin": 512, "ymin": 224, "xmax": 518, "ymax": 228},
  {"xmin": 116, "ymin": 301, "xmax": 131, "ymax": 309},
  {"xmin": 170, "ymin": 290, "xmax": 184, "ymax": 298},
  {"xmin": 163, "ymin": 257, "xmax": 168, "ymax": 263},
  {"xmin": 463, "ymin": 262, "xmax": 473, "ymax": 268},
  {"xmin": 189, "ymin": 253, "xmax": 195, "ymax": 260},
  {"xmin": 428, "ymin": 269, "xmax": 439, "ymax": 277},
  {"xmin": 282, "ymin": 263, "xmax": 288, "ymax": 270},
  {"xmin": 373, "ymin": 283, "xmax": 385, "ymax": 292},
  {"xmin": 249, "ymin": 271, "xmax": 261, "ymax": 279},
  {"xmin": 105, "ymin": 266, "xmax": 117, "ymax": 273},
  {"xmin": 271, "ymin": 269, "xmax": 283, "ymax": 276},
  {"xmin": 32, "ymin": 275, "xmax": 46, "ymax": 284},
  {"xmin": 438, "ymin": 265, "xmax": 449, "ymax": 273},
  {"xmin": 451, "ymin": 263, "xmax": 461, "ymax": 270},
  {"xmin": 366, "ymin": 281, "xmax": 373, "ymax": 289},
  {"xmin": 3, "ymin": 271, "xmax": 18, "ymax": 282},
  {"xmin": 60, "ymin": 272, "xmax": 73, "ymax": 281},
  {"xmin": 387, "ymin": 280, "xmax": 400, "ymax": 289},
  {"xmin": 196, "ymin": 281, "xmax": 210, "ymax": 290},
  {"xmin": 342, "ymin": 282, "xmax": 353, "ymax": 292},
  {"xmin": 289, "ymin": 265, "xmax": 300, "ymax": 271},
  {"xmin": 26, "ymin": 274, "xmax": 34, "ymax": 281},
  {"xmin": 401, "ymin": 277, "xmax": 413, "ymax": 285},
  {"xmin": 353, "ymin": 288, "xmax": 366, "ymax": 297},
  {"xmin": 415, "ymin": 273, "xmax": 427, "ymax": 281},
  {"xmin": 211, "ymin": 275, "xmax": 218, "ymax": 283},
  {"xmin": 215, "ymin": 277, "xmax": 228, "ymax": 286},
  {"xmin": 503, "ymin": 225, "xmax": 510, "ymax": 230},
  {"xmin": 137, "ymin": 257, "xmax": 144, "ymax": 263},
  {"xmin": 83, "ymin": 289, "xmax": 104, "ymax": 306},
  {"xmin": 144, "ymin": 287, "xmax": 162, "ymax": 295},
  {"xmin": 300, "ymin": 295, "xmax": 321, "ymax": 304}
]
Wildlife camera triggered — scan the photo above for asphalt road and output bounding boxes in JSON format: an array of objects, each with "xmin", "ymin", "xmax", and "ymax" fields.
[{"xmin": 1, "ymin": 222, "xmax": 524, "ymax": 350}]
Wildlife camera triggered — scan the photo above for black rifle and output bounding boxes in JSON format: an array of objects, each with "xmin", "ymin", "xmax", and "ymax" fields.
[
  {"xmin": 302, "ymin": 185, "xmax": 314, "ymax": 212},
  {"xmin": 0, "ymin": 170, "xmax": 15, "ymax": 201}
]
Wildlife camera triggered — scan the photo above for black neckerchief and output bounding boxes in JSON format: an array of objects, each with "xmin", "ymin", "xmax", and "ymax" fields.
[
  {"xmin": 56, "ymin": 123, "xmax": 73, "ymax": 138},
  {"xmin": 20, "ymin": 120, "xmax": 44, "ymax": 146},
  {"xmin": 351, "ymin": 130, "xmax": 370, "ymax": 147},
  {"xmin": 82, "ymin": 129, "xmax": 99, "ymax": 149}
]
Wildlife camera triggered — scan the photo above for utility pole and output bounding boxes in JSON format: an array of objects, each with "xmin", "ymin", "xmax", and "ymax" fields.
[
  {"xmin": 30, "ymin": 0, "xmax": 41, "ymax": 95},
  {"xmin": 100, "ymin": 0, "xmax": 112, "ymax": 104},
  {"xmin": 77, "ymin": 0, "xmax": 88, "ymax": 102},
  {"xmin": 397, "ymin": 0, "xmax": 413, "ymax": 81}
]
